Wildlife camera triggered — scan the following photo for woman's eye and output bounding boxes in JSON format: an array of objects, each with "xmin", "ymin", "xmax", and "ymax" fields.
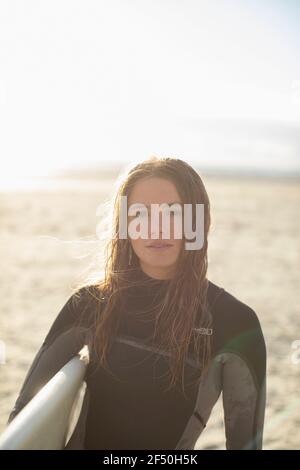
[{"xmin": 130, "ymin": 208, "xmax": 182, "ymax": 219}]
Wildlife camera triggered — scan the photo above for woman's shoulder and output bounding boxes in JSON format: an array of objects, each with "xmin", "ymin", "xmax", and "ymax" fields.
[
  {"xmin": 42, "ymin": 283, "xmax": 105, "ymax": 346},
  {"xmin": 69, "ymin": 283, "xmax": 106, "ymax": 308},
  {"xmin": 207, "ymin": 279, "xmax": 263, "ymax": 331},
  {"xmin": 207, "ymin": 280, "xmax": 266, "ymax": 388}
]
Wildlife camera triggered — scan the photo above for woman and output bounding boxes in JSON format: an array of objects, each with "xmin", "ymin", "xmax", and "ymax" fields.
[{"xmin": 7, "ymin": 156, "xmax": 267, "ymax": 450}]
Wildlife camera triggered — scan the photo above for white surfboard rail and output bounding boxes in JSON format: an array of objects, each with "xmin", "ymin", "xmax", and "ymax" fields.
[{"xmin": 0, "ymin": 346, "xmax": 89, "ymax": 450}]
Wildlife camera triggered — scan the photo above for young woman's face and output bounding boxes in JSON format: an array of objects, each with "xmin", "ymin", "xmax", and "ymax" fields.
[{"xmin": 127, "ymin": 177, "xmax": 184, "ymax": 280}]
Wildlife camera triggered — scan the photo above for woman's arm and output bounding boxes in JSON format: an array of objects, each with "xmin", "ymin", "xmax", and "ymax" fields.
[
  {"xmin": 221, "ymin": 308, "xmax": 267, "ymax": 450},
  {"xmin": 7, "ymin": 288, "xmax": 90, "ymax": 424},
  {"xmin": 221, "ymin": 352, "xmax": 266, "ymax": 449}
]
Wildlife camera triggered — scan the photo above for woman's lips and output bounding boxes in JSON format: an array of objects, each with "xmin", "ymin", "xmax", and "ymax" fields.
[{"xmin": 147, "ymin": 243, "xmax": 173, "ymax": 250}]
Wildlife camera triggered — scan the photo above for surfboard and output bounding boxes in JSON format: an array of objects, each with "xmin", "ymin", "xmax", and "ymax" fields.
[{"xmin": 0, "ymin": 346, "xmax": 89, "ymax": 450}]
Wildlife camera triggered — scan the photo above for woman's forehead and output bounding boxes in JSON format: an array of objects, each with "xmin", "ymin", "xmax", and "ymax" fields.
[{"xmin": 128, "ymin": 177, "xmax": 181, "ymax": 205}]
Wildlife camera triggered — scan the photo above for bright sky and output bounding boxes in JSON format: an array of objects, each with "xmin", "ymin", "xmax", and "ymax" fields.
[{"xmin": 0, "ymin": 0, "xmax": 300, "ymax": 183}]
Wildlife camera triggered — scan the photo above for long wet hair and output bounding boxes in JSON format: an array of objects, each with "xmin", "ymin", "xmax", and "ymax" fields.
[{"xmin": 76, "ymin": 156, "xmax": 212, "ymax": 395}]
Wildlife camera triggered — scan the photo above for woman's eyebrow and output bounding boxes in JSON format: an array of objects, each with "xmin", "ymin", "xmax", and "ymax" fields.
[{"xmin": 132, "ymin": 201, "xmax": 182, "ymax": 208}]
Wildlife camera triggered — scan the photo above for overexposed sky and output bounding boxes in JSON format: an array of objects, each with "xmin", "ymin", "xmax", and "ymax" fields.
[{"xmin": 0, "ymin": 0, "xmax": 300, "ymax": 182}]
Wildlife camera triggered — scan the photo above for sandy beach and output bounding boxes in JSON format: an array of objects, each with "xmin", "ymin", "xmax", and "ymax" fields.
[{"xmin": 0, "ymin": 171, "xmax": 299, "ymax": 449}]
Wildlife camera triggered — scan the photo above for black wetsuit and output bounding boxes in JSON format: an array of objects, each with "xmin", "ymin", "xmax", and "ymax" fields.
[{"xmin": 7, "ymin": 269, "xmax": 267, "ymax": 450}]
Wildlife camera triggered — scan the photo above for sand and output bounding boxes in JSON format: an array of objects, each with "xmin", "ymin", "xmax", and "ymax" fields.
[{"xmin": 0, "ymin": 172, "xmax": 299, "ymax": 449}]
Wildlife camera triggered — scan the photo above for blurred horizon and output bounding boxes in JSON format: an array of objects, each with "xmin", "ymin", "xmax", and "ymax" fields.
[
  {"xmin": 1, "ymin": 160, "xmax": 300, "ymax": 192},
  {"xmin": 1, "ymin": 158, "xmax": 300, "ymax": 192}
]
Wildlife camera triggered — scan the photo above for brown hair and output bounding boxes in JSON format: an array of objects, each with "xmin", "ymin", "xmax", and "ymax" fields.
[{"xmin": 76, "ymin": 156, "xmax": 212, "ymax": 396}]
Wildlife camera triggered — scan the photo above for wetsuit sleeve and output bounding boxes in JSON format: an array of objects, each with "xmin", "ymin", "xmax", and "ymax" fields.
[
  {"xmin": 6, "ymin": 288, "xmax": 90, "ymax": 425},
  {"xmin": 220, "ymin": 307, "xmax": 267, "ymax": 449}
]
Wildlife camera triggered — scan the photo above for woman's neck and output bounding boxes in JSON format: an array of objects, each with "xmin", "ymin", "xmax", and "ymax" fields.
[{"xmin": 139, "ymin": 262, "xmax": 175, "ymax": 281}]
